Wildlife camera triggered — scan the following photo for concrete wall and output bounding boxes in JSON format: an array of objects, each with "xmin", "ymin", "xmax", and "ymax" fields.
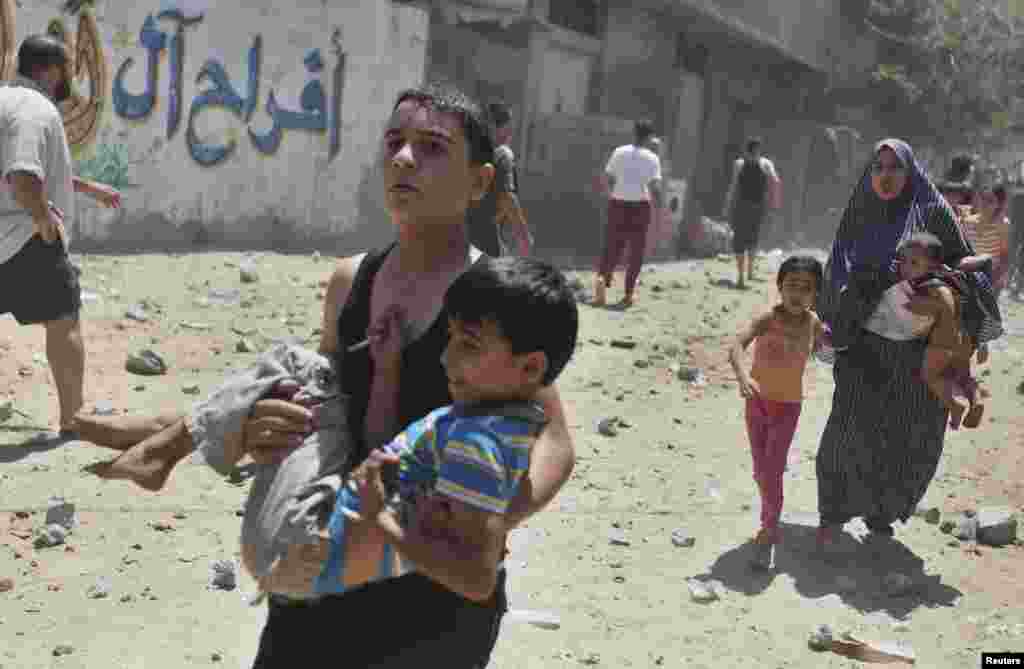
[{"xmin": 9, "ymin": 0, "xmax": 429, "ymax": 253}]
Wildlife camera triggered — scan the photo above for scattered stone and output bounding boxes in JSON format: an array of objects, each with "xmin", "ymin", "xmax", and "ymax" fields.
[
  {"xmin": 150, "ymin": 521, "xmax": 175, "ymax": 533},
  {"xmin": 808, "ymin": 624, "xmax": 834, "ymax": 651},
  {"xmin": 124, "ymin": 305, "xmax": 148, "ymax": 322},
  {"xmin": 670, "ymin": 529, "xmax": 695, "ymax": 548},
  {"xmin": 119, "ymin": 593, "xmax": 135, "ymax": 603},
  {"xmin": 182, "ymin": 384, "xmax": 201, "ymax": 395},
  {"xmin": 211, "ymin": 651, "xmax": 223, "ymax": 662},
  {"xmin": 634, "ymin": 359, "xmax": 650, "ymax": 369},
  {"xmin": 677, "ymin": 367, "xmax": 707, "ymax": 386},
  {"xmin": 34, "ymin": 524, "xmax": 67, "ymax": 548},
  {"xmin": 955, "ymin": 513, "xmax": 979, "ymax": 542},
  {"xmin": 976, "ymin": 508, "xmax": 1018, "ymax": 547},
  {"xmin": 608, "ymin": 529, "xmax": 631, "ymax": 546},
  {"xmin": 235, "ymin": 338, "xmax": 255, "ymax": 353},
  {"xmin": 86, "ymin": 577, "xmax": 111, "ymax": 599},
  {"xmin": 180, "ymin": 321, "xmax": 212, "ymax": 331},
  {"xmin": 609, "ymin": 339, "xmax": 637, "ymax": 350},
  {"xmin": 209, "ymin": 560, "xmax": 237, "ymax": 591},
  {"xmin": 126, "ymin": 349, "xmax": 168, "ymax": 376},
  {"xmin": 52, "ymin": 644, "xmax": 74, "ymax": 657},
  {"xmin": 923, "ymin": 507, "xmax": 941, "ymax": 525},
  {"xmin": 0, "ymin": 577, "xmax": 13, "ymax": 593},
  {"xmin": 207, "ymin": 288, "xmax": 242, "ymax": 305},
  {"xmin": 686, "ymin": 578, "xmax": 719, "ymax": 603},
  {"xmin": 240, "ymin": 262, "xmax": 259, "ymax": 283},
  {"xmin": 45, "ymin": 497, "xmax": 76, "ymax": 531},
  {"xmin": 940, "ymin": 519, "xmax": 956, "ymax": 534},
  {"xmin": 597, "ymin": 417, "xmax": 619, "ymax": 437},
  {"xmin": 505, "ymin": 609, "xmax": 561, "ymax": 630}
]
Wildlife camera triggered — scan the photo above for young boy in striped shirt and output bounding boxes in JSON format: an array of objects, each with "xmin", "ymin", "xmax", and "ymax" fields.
[
  {"xmin": 81, "ymin": 256, "xmax": 578, "ymax": 602},
  {"xmin": 314, "ymin": 256, "xmax": 578, "ymax": 597}
]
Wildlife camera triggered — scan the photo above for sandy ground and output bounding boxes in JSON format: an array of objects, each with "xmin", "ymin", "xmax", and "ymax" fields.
[{"xmin": 1, "ymin": 250, "xmax": 1023, "ymax": 669}]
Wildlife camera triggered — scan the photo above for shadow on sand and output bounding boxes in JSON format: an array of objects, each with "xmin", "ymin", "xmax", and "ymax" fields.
[
  {"xmin": 0, "ymin": 427, "xmax": 79, "ymax": 464},
  {"xmin": 697, "ymin": 514, "xmax": 962, "ymax": 621}
]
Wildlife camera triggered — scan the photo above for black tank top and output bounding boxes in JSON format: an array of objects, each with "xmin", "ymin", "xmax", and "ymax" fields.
[{"xmin": 334, "ymin": 243, "xmax": 474, "ymax": 465}]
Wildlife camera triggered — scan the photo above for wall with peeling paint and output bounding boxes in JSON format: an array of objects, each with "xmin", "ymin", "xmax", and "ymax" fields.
[{"xmin": 5, "ymin": 0, "xmax": 429, "ymax": 253}]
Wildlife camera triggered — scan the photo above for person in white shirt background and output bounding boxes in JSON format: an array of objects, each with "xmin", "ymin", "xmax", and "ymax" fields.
[{"xmin": 594, "ymin": 119, "xmax": 664, "ymax": 307}]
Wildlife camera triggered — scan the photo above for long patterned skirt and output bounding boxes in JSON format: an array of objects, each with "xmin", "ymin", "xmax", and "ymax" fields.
[{"xmin": 816, "ymin": 330, "xmax": 948, "ymax": 527}]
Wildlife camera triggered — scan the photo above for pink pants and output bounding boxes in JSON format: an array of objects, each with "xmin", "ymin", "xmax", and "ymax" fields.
[
  {"xmin": 598, "ymin": 199, "xmax": 651, "ymax": 294},
  {"xmin": 745, "ymin": 397, "xmax": 802, "ymax": 530}
]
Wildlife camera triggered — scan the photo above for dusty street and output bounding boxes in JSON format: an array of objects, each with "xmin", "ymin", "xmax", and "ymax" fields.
[{"xmin": 2, "ymin": 250, "xmax": 1022, "ymax": 668}]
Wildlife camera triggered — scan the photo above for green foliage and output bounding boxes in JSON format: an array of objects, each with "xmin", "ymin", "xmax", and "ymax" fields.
[
  {"xmin": 75, "ymin": 143, "xmax": 131, "ymax": 190},
  {"xmin": 866, "ymin": 0, "xmax": 1024, "ymax": 148}
]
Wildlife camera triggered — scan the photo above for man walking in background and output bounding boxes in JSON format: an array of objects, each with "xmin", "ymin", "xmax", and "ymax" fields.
[
  {"xmin": 723, "ymin": 137, "xmax": 778, "ymax": 289},
  {"xmin": 0, "ymin": 35, "xmax": 119, "ymax": 435},
  {"xmin": 594, "ymin": 119, "xmax": 663, "ymax": 307},
  {"xmin": 466, "ymin": 101, "xmax": 532, "ymax": 257}
]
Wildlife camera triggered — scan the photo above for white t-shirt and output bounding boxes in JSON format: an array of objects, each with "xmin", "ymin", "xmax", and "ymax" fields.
[
  {"xmin": 605, "ymin": 144, "xmax": 661, "ymax": 202},
  {"xmin": 863, "ymin": 281, "xmax": 934, "ymax": 341},
  {"xmin": 0, "ymin": 78, "xmax": 75, "ymax": 264}
]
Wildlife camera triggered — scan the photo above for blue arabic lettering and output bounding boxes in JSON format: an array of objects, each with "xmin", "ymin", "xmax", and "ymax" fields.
[
  {"xmin": 112, "ymin": 14, "xmax": 166, "ymax": 119},
  {"xmin": 249, "ymin": 48, "xmax": 328, "ymax": 156},
  {"xmin": 185, "ymin": 36, "xmax": 263, "ymax": 166},
  {"xmin": 157, "ymin": 8, "xmax": 205, "ymax": 139}
]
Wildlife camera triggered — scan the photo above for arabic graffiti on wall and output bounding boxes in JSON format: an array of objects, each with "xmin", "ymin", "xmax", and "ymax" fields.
[{"xmin": 112, "ymin": 9, "xmax": 345, "ymax": 166}]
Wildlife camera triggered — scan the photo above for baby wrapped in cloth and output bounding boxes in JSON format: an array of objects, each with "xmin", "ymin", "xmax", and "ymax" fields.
[{"xmin": 186, "ymin": 342, "xmax": 352, "ymax": 599}]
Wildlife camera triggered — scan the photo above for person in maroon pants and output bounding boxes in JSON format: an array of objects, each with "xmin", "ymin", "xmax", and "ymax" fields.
[{"xmin": 594, "ymin": 120, "xmax": 664, "ymax": 307}]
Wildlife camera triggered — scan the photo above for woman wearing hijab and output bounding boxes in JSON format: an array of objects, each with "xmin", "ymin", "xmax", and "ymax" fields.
[{"xmin": 815, "ymin": 139, "xmax": 1003, "ymax": 547}]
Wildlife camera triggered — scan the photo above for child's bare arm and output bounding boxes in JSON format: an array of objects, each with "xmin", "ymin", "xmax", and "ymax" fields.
[
  {"xmin": 376, "ymin": 498, "xmax": 505, "ymax": 602},
  {"xmin": 728, "ymin": 312, "xmax": 770, "ymax": 397},
  {"xmin": 926, "ymin": 286, "xmax": 960, "ymax": 351},
  {"xmin": 956, "ymin": 254, "xmax": 993, "ymax": 273}
]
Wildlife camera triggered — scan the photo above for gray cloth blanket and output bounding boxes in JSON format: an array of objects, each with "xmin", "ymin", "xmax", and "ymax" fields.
[{"xmin": 185, "ymin": 343, "xmax": 351, "ymax": 591}]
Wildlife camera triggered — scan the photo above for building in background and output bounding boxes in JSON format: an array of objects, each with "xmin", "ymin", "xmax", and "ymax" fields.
[{"xmin": 1, "ymin": 0, "xmax": 889, "ymax": 256}]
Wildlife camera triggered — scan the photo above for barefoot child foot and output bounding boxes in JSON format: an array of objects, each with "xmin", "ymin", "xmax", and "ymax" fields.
[
  {"xmin": 84, "ymin": 419, "xmax": 194, "ymax": 491},
  {"xmin": 71, "ymin": 410, "xmax": 184, "ymax": 451}
]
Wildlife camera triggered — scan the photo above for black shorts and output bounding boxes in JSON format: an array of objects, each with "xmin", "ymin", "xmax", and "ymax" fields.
[
  {"xmin": 730, "ymin": 200, "xmax": 766, "ymax": 254},
  {"xmin": 0, "ymin": 234, "xmax": 81, "ymax": 325},
  {"xmin": 251, "ymin": 570, "xmax": 508, "ymax": 668}
]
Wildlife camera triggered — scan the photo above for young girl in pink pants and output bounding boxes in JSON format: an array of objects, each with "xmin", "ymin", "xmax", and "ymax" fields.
[{"xmin": 728, "ymin": 256, "xmax": 827, "ymax": 569}]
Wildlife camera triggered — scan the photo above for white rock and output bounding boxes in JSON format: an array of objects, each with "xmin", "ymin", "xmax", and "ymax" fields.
[
  {"xmin": 45, "ymin": 497, "xmax": 76, "ymax": 530},
  {"xmin": 505, "ymin": 609, "xmax": 561, "ymax": 630},
  {"xmin": 976, "ymin": 508, "xmax": 1018, "ymax": 547},
  {"xmin": 686, "ymin": 578, "xmax": 718, "ymax": 603}
]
